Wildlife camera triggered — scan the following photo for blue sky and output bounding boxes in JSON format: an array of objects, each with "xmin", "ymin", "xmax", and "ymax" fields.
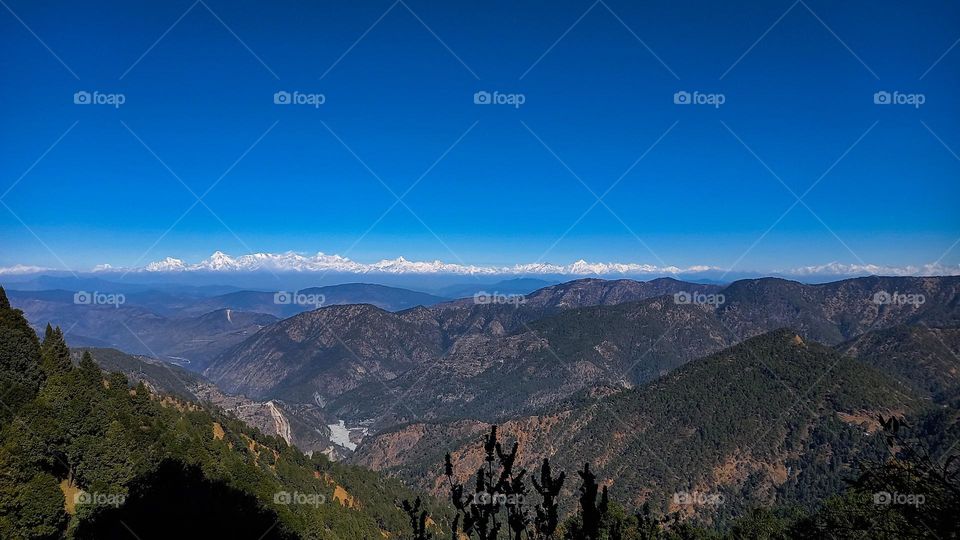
[{"xmin": 1, "ymin": 0, "xmax": 958, "ymax": 273}]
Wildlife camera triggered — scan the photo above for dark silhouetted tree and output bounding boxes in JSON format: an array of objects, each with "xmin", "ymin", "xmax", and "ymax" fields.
[
  {"xmin": 401, "ymin": 496, "xmax": 433, "ymax": 540},
  {"xmin": 440, "ymin": 426, "xmax": 534, "ymax": 540},
  {"xmin": 532, "ymin": 458, "xmax": 565, "ymax": 538},
  {"xmin": 575, "ymin": 463, "xmax": 607, "ymax": 540}
]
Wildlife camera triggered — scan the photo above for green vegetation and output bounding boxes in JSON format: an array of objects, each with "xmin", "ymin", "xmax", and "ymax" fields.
[
  {"xmin": 527, "ymin": 300, "xmax": 726, "ymax": 385},
  {"xmin": 411, "ymin": 413, "xmax": 958, "ymax": 539},
  {"xmin": 841, "ymin": 324, "xmax": 960, "ymax": 402},
  {"xmin": 0, "ymin": 286, "xmax": 44, "ymax": 423},
  {"xmin": 363, "ymin": 329, "xmax": 936, "ymax": 529},
  {"xmin": 5, "ymin": 278, "xmax": 959, "ymax": 539},
  {"xmin": 0, "ymin": 287, "xmax": 443, "ymax": 539},
  {"xmin": 395, "ymin": 327, "xmax": 958, "ymax": 539},
  {"xmin": 548, "ymin": 330, "xmax": 919, "ymax": 521},
  {"xmin": 69, "ymin": 347, "xmax": 204, "ymax": 401}
]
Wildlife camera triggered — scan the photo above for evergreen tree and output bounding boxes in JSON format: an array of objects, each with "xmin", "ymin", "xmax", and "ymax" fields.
[
  {"xmin": 575, "ymin": 463, "xmax": 606, "ymax": 540},
  {"xmin": 441, "ymin": 426, "xmax": 535, "ymax": 540},
  {"xmin": 0, "ymin": 285, "xmax": 43, "ymax": 421},
  {"xmin": 532, "ymin": 458, "xmax": 565, "ymax": 539},
  {"xmin": 401, "ymin": 497, "xmax": 433, "ymax": 540},
  {"xmin": 77, "ymin": 351, "xmax": 102, "ymax": 387},
  {"xmin": 40, "ymin": 325, "xmax": 71, "ymax": 378},
  {"xmin": 1, "ymin": 309, "xmax": 435, "ymax": 539}
]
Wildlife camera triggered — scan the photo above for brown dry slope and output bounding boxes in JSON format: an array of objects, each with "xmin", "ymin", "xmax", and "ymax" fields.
[{"xmin": 352, "ymin": 330, "xmax": 921, "ymax": 523}]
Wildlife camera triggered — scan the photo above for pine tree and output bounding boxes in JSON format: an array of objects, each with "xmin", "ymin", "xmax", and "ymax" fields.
[
  {"xmin": 78, "ymin": 351, "xmax": 102, "ymax": 387},
  {"xmin": 40, "ymin": 325, "xmax": 72, "ymax": 378},
  {"xmin": 0, "ymin": 284, "xmax": 44, "ymax": 419},
  {"xmin": 401, "ymin": 497, "xmax": 433, "ymax": 540},
  {"xmin": 443, "ymin": 426, "xmax": 533, "ymax": 540},
  {"xmin": 575, "ymin": 463, "xmax": 607, "ymax": 540},
  {"xmin": 532, "ymin": 458, "xmax": 565, "ymax": 538}
]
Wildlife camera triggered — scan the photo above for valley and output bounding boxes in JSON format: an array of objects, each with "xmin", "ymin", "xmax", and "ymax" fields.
[{"xmin": 3, "ymin": 273, "xmax": 958, "ymax": 537}]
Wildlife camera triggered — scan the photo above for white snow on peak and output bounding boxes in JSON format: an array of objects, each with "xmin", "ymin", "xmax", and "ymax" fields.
[
  {"xmin": 143, "ymin": 257, "xmax": 187, "ymax": 272},
  {"xmin": 0, "ymin": 264, "xmax": 52, "ymax": 275},
  {"xmin": 125, "ymin": 251, "xmax": 723, "ymax": 276},
  {"xmin": 19, "ymin": 251, "xmax": 959, "ymax": 278},
  {"xmin": 782, "ymin": 261, "xmax": 960, "ymax": 277}
]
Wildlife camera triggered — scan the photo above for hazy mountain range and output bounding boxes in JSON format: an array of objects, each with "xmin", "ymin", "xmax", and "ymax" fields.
[
  {"xmin": 6, "ymin": 282, "xmax": 452, "ymax": 371},
  {"xmin": 5, "ymin": 251, "xmax": 959, "ymax": 284},
  {"xmin": 205, "ymin": 276, "xmax": 957, "ymax": 426},
  {"xmin": 3, "ymin": 273, "xmax": 958, "ymax": 530}
]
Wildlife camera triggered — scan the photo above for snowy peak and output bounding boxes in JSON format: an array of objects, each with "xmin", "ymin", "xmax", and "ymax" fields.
[
  {"xmin": 40, "ymin": 251, "xmax": 959, "ymax": 277},
  {"xmin": 144, "ymin": 257, "xmax": 187, "ymax": 272},
  {"xmin": 123, "ymin": 251, "xmax": 721, "ymax": 276}
]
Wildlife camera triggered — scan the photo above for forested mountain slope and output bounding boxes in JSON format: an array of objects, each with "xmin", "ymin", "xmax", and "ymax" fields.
[
  {"xmin": 0, "ymin": 287, "xmax": 443, "ymax": 539},
  {"xmin": 353, "ymin": 330, "xmax": 921, "ymax": 526}
]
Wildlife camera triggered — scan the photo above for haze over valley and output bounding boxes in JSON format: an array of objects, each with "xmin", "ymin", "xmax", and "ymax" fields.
[{"xmin": 2, "ymin": 0, "xmax": 958, "ymax": 537}]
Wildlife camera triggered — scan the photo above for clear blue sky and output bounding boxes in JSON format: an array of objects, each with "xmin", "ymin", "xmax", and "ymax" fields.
[{"xmin": 1, "ymin": 0, "xmax": 958, "ymax": 272}]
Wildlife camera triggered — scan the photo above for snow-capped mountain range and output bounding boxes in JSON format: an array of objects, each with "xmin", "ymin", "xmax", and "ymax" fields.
[
  {"xmin": 4, "ymin": 251, "xmax": 954, "ymax": 278},
  {"xmin": 132, "ymin": 251, "xmax": 719, "ymax": 276}
]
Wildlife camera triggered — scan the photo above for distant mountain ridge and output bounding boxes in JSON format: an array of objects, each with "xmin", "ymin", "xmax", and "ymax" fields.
[
  {"xmin": 352, "ymin": 329, "xmax": 920, "ymax": 525},
  {"xmin": 12, "ymin": 249, "xmax": 955, "ymax": 278},
  {"xmin": 433, "ymin": 277, "xmax": 558, "ymax": 299},
  {"xmin": 7, "ymin": 282, "xmax": 450, "ymax": 371},
  {"xmin": 9, "ymin": 295, "xmax": 276, "ymax": 371},
  {"xmin": 717, "ymin": 275, "xmax": 960, "ymax": 344},
  {"xmin": 840, "ymin": 324, "xmax": 960, "ymax": 401},
  {"xmin": 207, "ymin": 275, "xmax": 959, "ymax": 435},
  {"xmin": 204, "ymin": 277, "xmax": 720, "ymax": 404},
  {"xmin": 182, "ymin": 282, "xmax": 448, "ymax": 317}
]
